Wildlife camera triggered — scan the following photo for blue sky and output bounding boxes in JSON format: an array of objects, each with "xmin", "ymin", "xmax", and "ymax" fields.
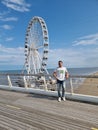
[{"xmin": 0, "ymin": 0, "xmax": 98, "ymax": 70}]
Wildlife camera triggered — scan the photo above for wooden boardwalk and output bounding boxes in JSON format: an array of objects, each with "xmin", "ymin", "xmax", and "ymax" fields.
[{"xmin": 0, "ymin": 89, "xmax": 98, "ymax": 130}]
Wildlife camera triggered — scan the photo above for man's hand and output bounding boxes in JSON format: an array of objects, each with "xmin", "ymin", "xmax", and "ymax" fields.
[
  {"xmin": 65, "ymin": 72, "xmax": 69, "ymax": 79},
  {"xmin": 53, "ymin": 72, "xmax": 58, "ymax": 80}
]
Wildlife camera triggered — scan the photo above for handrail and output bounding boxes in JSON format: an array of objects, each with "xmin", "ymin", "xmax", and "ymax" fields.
[
  {"xmin": 70, "ymin": 75, "xmax": 98, "ymax": 78},
  {"xmin": 0, "ymin": 73, "xmax": 98, "ymax": 78}
]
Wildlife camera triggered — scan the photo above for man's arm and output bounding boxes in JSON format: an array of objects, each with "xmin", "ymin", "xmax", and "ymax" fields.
[
  {"xmin": 65, "ymin": 72, "xmax": 69, "ymax": 79},
  {"xmin": 53, "ymin": 72, "xmax": 58, "ymax": 80}
]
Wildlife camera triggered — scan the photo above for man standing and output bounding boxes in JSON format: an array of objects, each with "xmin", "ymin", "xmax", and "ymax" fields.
[{"xmin": 53, "ymin": 61, "xmax": 69, "ymax": 102}]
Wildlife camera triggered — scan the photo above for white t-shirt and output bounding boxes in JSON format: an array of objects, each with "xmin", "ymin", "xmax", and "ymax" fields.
[{"xmin": 54, "ymin": 67, "xmax": 68, "ymax": 81}]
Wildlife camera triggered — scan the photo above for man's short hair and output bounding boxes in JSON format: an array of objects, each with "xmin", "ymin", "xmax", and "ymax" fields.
[{"xmin": 58, "ymin": 60, "xmax": 63, "ymax": 63}]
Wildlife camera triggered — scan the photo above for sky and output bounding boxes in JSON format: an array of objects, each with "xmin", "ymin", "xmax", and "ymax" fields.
[{"xmin": 0, "ymin": 0, "xmax": 98, "ymax": 70}]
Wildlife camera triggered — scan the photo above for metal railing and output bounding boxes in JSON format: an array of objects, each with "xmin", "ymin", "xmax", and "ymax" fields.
[
  {"xmin": 0, "ymin": 73, "xmax": 98, "ymax": 96},
  {"xmin": 0, "ymin": 73, "xmax": 55, "ymax": 90}
]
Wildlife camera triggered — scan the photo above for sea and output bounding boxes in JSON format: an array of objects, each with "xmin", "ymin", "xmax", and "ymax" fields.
[
  {"xmin": 0, "ymin": 67, "xmax": 98, "ymax": 75},
  {"xmin": 49, "ymin": 67, "xmax": 98, "ymax": 75}
]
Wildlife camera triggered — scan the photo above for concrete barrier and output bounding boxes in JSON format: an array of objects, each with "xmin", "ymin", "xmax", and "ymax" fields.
[{"xmin": 0, "ymin": 85, "xmax": 98, "ymax": 104}]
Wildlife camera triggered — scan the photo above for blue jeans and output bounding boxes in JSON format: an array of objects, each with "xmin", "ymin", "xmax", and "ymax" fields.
[{"xmin": 57, "ymin": 80, "xmax": 65, "ymax": 98}]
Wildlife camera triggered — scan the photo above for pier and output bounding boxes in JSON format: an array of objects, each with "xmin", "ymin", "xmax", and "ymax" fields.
[
  {"xmin": 0, "ymin": 73, "xmax": 98, "ymax": 129},
  {"xmin": 0, "ymin": 89, "xmax": 98, "ymax": 130}
]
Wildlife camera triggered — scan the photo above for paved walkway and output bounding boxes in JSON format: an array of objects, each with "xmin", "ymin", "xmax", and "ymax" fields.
[{"xmin": 0, "ymin": 89, "xmax": 98, "ymax": 130}]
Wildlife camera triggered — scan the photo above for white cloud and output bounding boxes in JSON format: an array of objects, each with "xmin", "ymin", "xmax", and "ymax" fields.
[
  {"xmin": 73, "ymin": 33, "xmax": 98, "ymax": 46},
  {"xmin": 0, "ymin": 44, "xmax": 23, "ymax": 54},
  {"xmin": 1, "ymin": 0, "xmax": 31, "ymax": 12},
  {"xmin": 5, "ymin": 37, "xmax": 14, "ymax": 41},
  {"xmin": 48, "ymin": 47, "xmax": 98, "ymax": 68},
  {"xmin": 0, "ymin": 17, "xmax": 18, "ymax": 22},
  {"xmin": 0, "ymin": 44, "xmax": 24, "ymax": 65},
  {"xmin": 0, "ymin": 10, "xmax": 10, "ymax": 16},
  {"xmin": 1, "ymin": 24, "xmax": 13, "ymax": 30},
  {"xmin": 0, "ymin": 9, "xmax": 18, "ymax": 22}
]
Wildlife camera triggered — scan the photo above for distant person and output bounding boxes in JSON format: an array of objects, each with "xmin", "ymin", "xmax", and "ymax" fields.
[{"xmin": 53, "ymin": 61, "xmax": 69, "ymax": 102}]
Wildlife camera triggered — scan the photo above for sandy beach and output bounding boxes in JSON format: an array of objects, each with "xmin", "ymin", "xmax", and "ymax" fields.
[{"xmin": 74, "ymin": 72, "xmax": 98, "ymax": 96}]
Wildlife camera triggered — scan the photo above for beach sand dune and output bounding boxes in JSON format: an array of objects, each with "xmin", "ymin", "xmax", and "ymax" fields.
[{"xmin": 74, "ymin": 72, "xmax": 98, "ymax": 96}]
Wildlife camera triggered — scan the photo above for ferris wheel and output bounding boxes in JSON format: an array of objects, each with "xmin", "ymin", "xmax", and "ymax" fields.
[{"xmin": 24, "ymin": 16, "xmax": 49, "ymax": 75}]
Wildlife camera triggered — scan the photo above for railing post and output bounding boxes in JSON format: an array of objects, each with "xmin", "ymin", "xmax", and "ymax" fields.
[
  {"xmin": 23, "ymin": 76, "xmax": 28, "ymax": 88},
  {"xmin": 7, "ymin": 75, "xmax": 12, "ymax": 87},
  {"xmin": 42, "ymin": 76, "xmax": 48, "ymax": 90},
  {"xmin": 70, "ymin": 78, "xmax": 74, "ymax": 95}
]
